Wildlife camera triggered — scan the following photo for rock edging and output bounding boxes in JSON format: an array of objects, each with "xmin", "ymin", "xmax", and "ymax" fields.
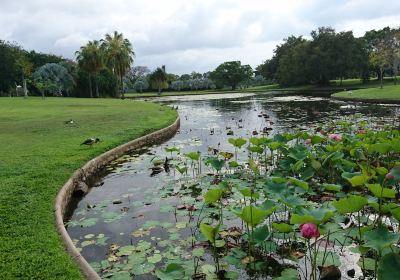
[{"xmin": 54, "ymin": 116, "xmax": 180, "ymax": 280}]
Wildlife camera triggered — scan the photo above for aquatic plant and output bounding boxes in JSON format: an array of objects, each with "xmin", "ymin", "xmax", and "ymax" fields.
[{"xmin": 72, "ymin": 115, "xmax": 400, "ymax": 279}]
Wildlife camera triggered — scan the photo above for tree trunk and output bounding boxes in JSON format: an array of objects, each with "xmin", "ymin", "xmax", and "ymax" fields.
[
  {"xmin": 88, "ymin": 74, "xmax": 93, "ymax": 98},
  {"xmin": 120, "ymin": 75, "xmax": 124, "ymax": 99},
  {"xmin": 340, "ymin": 75, "xmax": 343, "ymax": 87},
  {"xmin": 23, "ymin": 78, "xmax": 28, "ymax": 98},
  {"xmin": 380, "ymin": 67, "xmax": 383, "ymax": 89},
  {"xmin": 95, "ymin": 75, "xmax": 99, "ymax": 98}
]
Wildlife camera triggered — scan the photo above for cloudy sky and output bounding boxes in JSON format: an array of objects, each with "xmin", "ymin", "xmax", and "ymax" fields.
[{"xmin": 1, "ymin": 0, "xmax": 399, "ymax": 74}]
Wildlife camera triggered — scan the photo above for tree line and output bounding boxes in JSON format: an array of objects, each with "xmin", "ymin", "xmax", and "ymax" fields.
[
  {"xmin": 0, "ymin": 31, "xmax": 135, "ymax": 98},
  {"xmin": 256, "ymin": 26, "xmax": 400, "ymax": 87},
  {"xmin": 1, "ymin": 26, "xmax": 399, "ymax": 97}
]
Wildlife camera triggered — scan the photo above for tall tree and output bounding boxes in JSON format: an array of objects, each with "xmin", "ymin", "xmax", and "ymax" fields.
[
  {"xmin": 257, "ymin": 36, "xmax": 305, "ymax": 82},
  {"xmin": 15, "ymin": 56, "xmax": 33, "ymax": 98},
  {"xmin": 33, "ymin": 63, "xmax": 74, "ymax": 97},
  {"xmin": 369, "ymin": 41, "xmax": 391, "ymax": 89},
  {"xmin": 101, "ymin": 31, "xmax": 134, "ymax": 98},
  {"xmin": 0, "ymin": 41, "xmax": 23, "ymax": 94},
  {"xmin": 76, "ymin": 40, "xmax": 103, "ymax": 98},
  {"xmin": 149, "ymin": 67, "xmax": 168, "ymax": 94},
  {"xmin": 210, "ymin": 61, "xmax": 253, "ymax": 90}
]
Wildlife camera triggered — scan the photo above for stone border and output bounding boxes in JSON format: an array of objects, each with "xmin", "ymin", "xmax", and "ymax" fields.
[
  {"xmin": 54, "ymin": 116, "xmax": 180, "ymax": 280},
  {"xmin": 332, "ymin": 96, "xmax": 400, "ymax": 104}
]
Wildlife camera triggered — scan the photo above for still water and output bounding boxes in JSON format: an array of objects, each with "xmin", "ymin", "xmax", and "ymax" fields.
[{"xmin": 67, "ymin": 93, "xmax": 399, "ymax": 279}]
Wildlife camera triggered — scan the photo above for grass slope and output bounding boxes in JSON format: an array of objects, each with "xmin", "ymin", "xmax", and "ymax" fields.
[
  {"xmin": 125, "ymin": 77, "xmax": 400, "ymax": 98},
  {"xmin": 332, "ymin": 84, "xmax": 400, "ymax": 100},
  {"xmin": 124, "ymin": 84, "xmax": 309, "ymax": 98},
  {"xmin": 0, "ymin": 97, "xmax": 177, "ymax": 279}
]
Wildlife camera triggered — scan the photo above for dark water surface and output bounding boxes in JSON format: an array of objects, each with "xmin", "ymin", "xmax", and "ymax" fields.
[{"xmin": 67, "ymin": 93, "xmax": 400, "ymax": 279}]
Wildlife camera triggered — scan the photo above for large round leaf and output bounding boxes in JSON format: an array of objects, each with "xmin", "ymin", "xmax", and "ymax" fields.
[
  {"xmin": 364, "ymin": 226, "xmax": 400, "ymax": 254},
  {"xmin": 378, "ymin": 253, "xmax": 400, "ymax": 280},
  {"xmin": 332, "ymin": 195, "xmax": 368, "ymax": 214}
]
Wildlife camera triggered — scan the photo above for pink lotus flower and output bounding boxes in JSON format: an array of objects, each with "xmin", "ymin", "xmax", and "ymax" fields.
[
  {"xmin": 305, "ymin": 139, "xmax": 312, "ymax": 145},
  {"xmin": 328, "ymin": 133, "xmax": 342, "ymax": 141},
  {"xmin": 300, "ymin": 223, "xmax": 320, "ymax": 239}
]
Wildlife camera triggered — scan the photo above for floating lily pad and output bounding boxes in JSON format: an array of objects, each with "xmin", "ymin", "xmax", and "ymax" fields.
[
  {"xmin": 116, "ymin": 245, "xmax": 135, "ymax": 256},
  {"xmin": 102, "ymin": 212, "xmax": 125, "ymax": 223},
  {"xmin": 175, "ymin": 222, "xmax": 187, "ymax": 229},
  {"xmin": 80, "ymin": 218, "xmax": 99, "ymax": 227},
  {"xmin": 131, "ymin": 262, "xmax": 155, "ymax": 275},
  {"xmin": 147, "ymin": 253, "xmax": 162, "ymax": 264}
]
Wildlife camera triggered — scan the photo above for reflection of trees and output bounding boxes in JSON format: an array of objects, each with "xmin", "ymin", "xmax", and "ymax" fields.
[{"xmin": 207, "ymin": 97, "xmax": 254, "ymax": 113}]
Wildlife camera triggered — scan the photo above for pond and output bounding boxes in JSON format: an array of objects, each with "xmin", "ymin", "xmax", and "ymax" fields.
[{"xmin": 67, "ymin": 92, "xmax": 400, "ymax": 280}]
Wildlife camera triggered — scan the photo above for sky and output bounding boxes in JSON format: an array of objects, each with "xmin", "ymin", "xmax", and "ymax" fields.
[{"xmin": 1, "ymin": 0, "xmax": 399, "ymax": 74}]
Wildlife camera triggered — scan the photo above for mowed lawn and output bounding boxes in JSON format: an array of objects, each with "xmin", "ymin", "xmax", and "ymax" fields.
[
  {"xmin": 0, "ymin": 98, "xmax": 177, "ymax": 279},
  {"xmin": 332, "ymin": 84, "xmax": 400, "ymax": 100}
]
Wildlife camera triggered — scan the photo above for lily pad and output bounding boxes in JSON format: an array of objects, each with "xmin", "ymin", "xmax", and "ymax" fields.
[
  {"xmin": 378, "ymin": 252, "xmax": 400, "ymax": 280},
  {"xmin": 147, "ymin": 254, "xmax": 162, "ymax": 264},
  {"xmin": 332, "ymin": 195, "xmax": 368, "ymax": 214},
  {"xmin": 364, "ymin": 225, "xmax": 400, "ymax": 254}
]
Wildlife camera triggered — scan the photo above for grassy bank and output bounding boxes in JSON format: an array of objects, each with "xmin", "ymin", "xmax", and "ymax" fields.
[
  {"xmin": 125, "ymin": 77, "xmax": 400, "ymax": 98},
  {"xmin": 124, "ymin": 84, "xmax": 313, "ymax": 98},
  {"xmin": 0, "ymin": 97, "xmax": 177, "ymax": 279},
  {"xmin": 332, "ymin": 84, "xmax": 400, "ymax": 101}
]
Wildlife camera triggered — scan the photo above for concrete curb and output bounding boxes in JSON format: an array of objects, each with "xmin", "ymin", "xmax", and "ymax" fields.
[{"xmin": 54, "ymin": 116, "xmax": 180, "ymax": 279}]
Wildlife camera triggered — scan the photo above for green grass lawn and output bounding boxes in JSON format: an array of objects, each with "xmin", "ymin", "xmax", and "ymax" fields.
[
  {"xmin": 332, "ymin": 84, "xmax": 400, "ymax": 100},
  {"xmin": 124, "ymin": 77, "xmax": 400, "ymax": 98},
  {"xmin": 0, "ymin": 97, "xmax": 177, "ymax": 279},
  {"xmin": 125, "ymin": 89, "xmax": 226, "ymax": 98},
  {"xmin": 124, "ymin": 84, "xmax": 306, "ymax": 98},
  {"xmin": 330, "ymin": 76, "xmax": 399, "ymax": 88}
]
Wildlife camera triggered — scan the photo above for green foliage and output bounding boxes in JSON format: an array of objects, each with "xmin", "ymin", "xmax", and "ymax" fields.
[
  {"xmin": 149, "ymin": 67, "xmax": 168, "ymax": 93},
  {"xmin": 364, "ymin": 226, "xmax": 400, "ymax": 254},
  {"xmin": 210, "ymin": 61, "xmax": 253, "ymax": 90},
  {"xmin": 257, "ymin": 26, "xmax": 400, "ymax": 87},
  {"xmin": 205, "ymin": 157, "xmax": 225, "ymax": 172},
  {"xmin": 155, "ymin": 263, "xmax": 185, "ymax": 280},
  {"xmin": 272, "ymin": 223, "xmax": 293, "ymax": 233},
  {"xmin": 274, "ymin": 268, "xmax": 299, "ymax": 280},
  {"xmin": 199, "ymin": 223, "xmax": 220, "ymax": 244},
  {"xmin": 367, "ymin": 184, "xmax": 396, "ymax": 198},
  {"xmin": 290, "ymin": 207, "xmax": 334, "ymax": 225},
  {"xmin": 58, "ymin": 116, "xmax": 400, "ymax": 279},
  {"xmin": 101, "ymin": 31, "xmax": 134, "ymax": 97},
  {"xmin": 33, "ymin": 63, "xmax": 74, "ymax": 96},
  {"xmin": 204, "ymin": 189, "xmax": 224, "ymax": 204},
  {"xmin": 185, "ymin": 151, "xmax": 200, "ymax": 161},
  {"xmin": 0, "ymin": 40, "xmax": 65, "ymax": 95},
  {"xmin": 332, "ymin": 195, "xmax": 368, "ymax": 214},
  {"xmin": 234, "ymin": 206, "xmax": 270, "ymax": 227},
  {"xmin": 378, "ymin": 253, "xmax": 400, "ymax": 280},
  {"xmin": 228, "ymin": 137, "xmax": 247, "ymax": 148}
]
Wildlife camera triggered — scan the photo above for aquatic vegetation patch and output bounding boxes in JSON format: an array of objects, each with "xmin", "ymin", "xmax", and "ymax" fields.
[{"xmin": 70, "ymin": 115, "xmax": 400, "ymax": 279}]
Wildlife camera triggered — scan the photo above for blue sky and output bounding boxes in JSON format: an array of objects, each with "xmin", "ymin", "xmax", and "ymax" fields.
[{"xmin": 1, "ymin": 0, "xmax": 399, "ymax": 74}]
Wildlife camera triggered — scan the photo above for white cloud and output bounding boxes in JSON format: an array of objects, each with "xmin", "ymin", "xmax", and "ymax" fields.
[{"xmin": 0, "ymin": 0, "xmax": 399, "ymax": 74}]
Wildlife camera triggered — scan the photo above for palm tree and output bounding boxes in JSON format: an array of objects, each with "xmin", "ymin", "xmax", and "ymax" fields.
[
  {"xmin": 101, "ymin": 31, "xmax": 134, "ymax": 98},
  {"xmin": 75, "ymin": 40, "xmax": 103, "ymax": 98},
  {"xmin": 150, "ymin": 67, "xmax": 167, "ymax": 95}
]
